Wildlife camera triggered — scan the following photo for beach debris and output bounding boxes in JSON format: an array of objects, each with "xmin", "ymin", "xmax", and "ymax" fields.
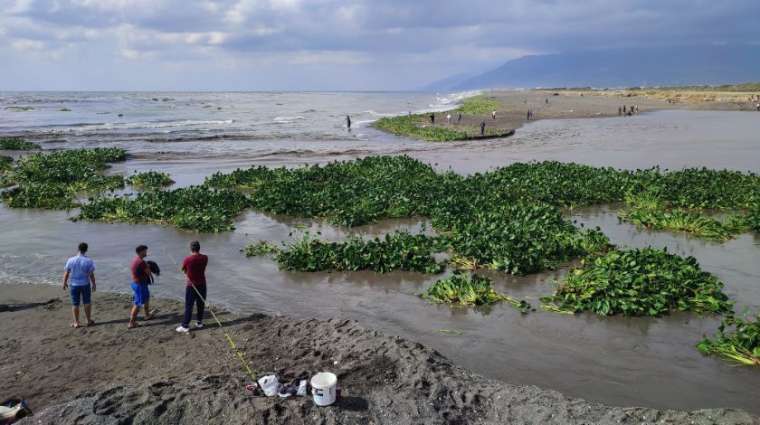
[
  {"xmin": 258, "ymin": 375, "xmax": 280, "ymax": 396},
  {"xmin": 311, "ymin": 372, "xmax": 338, "ymax": 406},
  {"xmin": 0, "ymin": 399, "xmax": 32, "ymax": 424}
]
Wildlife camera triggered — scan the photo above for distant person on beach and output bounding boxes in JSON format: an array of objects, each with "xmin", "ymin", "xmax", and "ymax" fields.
[
  {"xmin": 176, "ymin": 240, "xmax": 209, "ymax": 333},
  {"xmin": 545, "ymin": 98, "xmax": 549, "ymax": 104},
  {"xmin": 128, "ymin": 244, "xmax": 155, "ymax": 329},
  {"xmin": 480, "ymin": 121, "xmax": 485, "ymax": 136},
  {"xmin": 346, "ymin": 115, "xmax": 351, "ymax": 131},
  {"xmin": 430, "ymin": 113, "xmax": 435, "ymax": 124},
  {"xmin": 618, "ymin": 106, "xmax": 622, "ymax": 116},
  {"xmin": 446, "ymin": 113, "xmax": 452, "ymax": 124},
  {"xmin": 622, "ymin": 105, "xmax": 627, "ymax": 114},
  {"xmin": 756, "ymin": 103, "xmax": 760, "ymax": 111},
  {"xmin": 457, "ymin": 112, "xmax": 462, "ymax": 124},
  {"xmin": 491, "ymin": 110, "xmax": 496, "ymax": 120},
  {"xmin": 63, "ymin": 242, "xmax": 96, "ymax": 328}
]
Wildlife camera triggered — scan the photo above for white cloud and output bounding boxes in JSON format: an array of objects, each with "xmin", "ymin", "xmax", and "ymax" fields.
[{"xmin": 11, "ymin": 38, "xmax": 45, "ymax": 50}]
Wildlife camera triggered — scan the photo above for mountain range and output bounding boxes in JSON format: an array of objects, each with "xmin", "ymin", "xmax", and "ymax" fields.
[{"xmin": 427, "ymin": 45, "xmax": 760, "ymax": 91}]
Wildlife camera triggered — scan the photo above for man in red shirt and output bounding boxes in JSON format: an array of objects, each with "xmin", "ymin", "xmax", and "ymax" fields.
[
  {"xmin": 128, "ymin": 244, "xmax": 155, "ymax": 329},
  {"xmin": 176, "ymin": 240, "xmax": 208, "ymax": 333}
]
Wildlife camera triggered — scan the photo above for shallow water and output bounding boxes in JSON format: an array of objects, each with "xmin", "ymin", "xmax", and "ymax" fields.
[{"xmin": 1, "ymin": 92, "xmax": 759, "ymax": 413}]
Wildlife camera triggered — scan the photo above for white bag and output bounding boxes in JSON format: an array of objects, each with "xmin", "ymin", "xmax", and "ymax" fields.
[{"xmin": 257, "ymin": 375, "xmax": 280, "ymax": 397}]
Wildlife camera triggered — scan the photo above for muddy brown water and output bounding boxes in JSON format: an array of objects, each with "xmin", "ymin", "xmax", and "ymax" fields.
[{"xmin": 1, "ymin": 109, "xmax": 759, "ymax": 414}]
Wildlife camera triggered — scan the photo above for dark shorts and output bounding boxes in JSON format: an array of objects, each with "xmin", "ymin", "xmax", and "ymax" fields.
[
  {"xmin": 130, "ymin": 282, "xmax": 150, "ymax": 306},
  {"xmin": 70, "ymin": 285, "xmax": 91, "ymax": 306}
]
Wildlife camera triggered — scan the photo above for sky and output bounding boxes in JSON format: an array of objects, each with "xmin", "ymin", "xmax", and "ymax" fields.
[{"xmin": 1, "ymin": 0, "xmax": 759, "ymax": 91}]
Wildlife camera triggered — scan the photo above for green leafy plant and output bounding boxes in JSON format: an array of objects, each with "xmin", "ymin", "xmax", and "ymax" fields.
[
  {"xmin": 243, "ymin": 241, "xmax": 281, "ymax": 257},
  {"xmin": 275, "ymin": 232, "xmax": 446, "ymax": 274},
  {"xmin": 1, "ymin": 148, "xmax": 127, "ymax": 209},
  {"xmin": 698, "ymin": 315, "xmax": 760, "ymax": 366},
  {"xmin": 619, "ymin": 193, "xmax": 739, "ymax": 241},
  {"xmin": 77, "ymin": 185, "xmax": 250, "ymax": 233},
  {"xmin": 126, "ymin": 171, "xmax": 174, "ymax": 190},
  {"xmin": 423, "ymin": 272, "xmax": 530, "ymax": 312},
  {"xmin": 456, "ymin": 95, "xmax": 501, "ymax": 115},
  {"xmin": 545, "ymin": 247, "xmax": 732, "ymax": 317},
  {"xmin": 0, "ymin": 137, "xmax": 40, "ymax": 150}
]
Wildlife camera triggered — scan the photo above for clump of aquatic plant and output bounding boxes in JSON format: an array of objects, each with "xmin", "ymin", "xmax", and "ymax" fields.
[
  {"xmin": 0, "ymin": 155, "xmax": 12, "ymax": 171},
  {"xmin": 276, "ymin": 232, "xmax": 447, "ymax": 274},
  {"xmin": 698, "ymin": 315, "xmax": 760, "ymax": 366},
  {"xmin": 0, "ymin": 137, "xmax": 40, "ymax": 150},
  {"xmin": 619, "ymin": 193, "xmax": 739, "ymax": 241},
  {"xmin": 77, "ymin": 185, "xmax": 250, "ymax": 233},
  {"xmin": 243, "ymin": 241, "xmax": 281, "ymax": 257},
  {"xmin": 423, "ymin": 272, "xmax": 531, "ymax": 312},
  {"xmin": 126, "ymin": 171, "xmax": 174, "ymax": 190},
  {"xmin": 206, "ymin": 156, "xmax": 446, "ymax": 227},
  {"xmin": 1, "ymin": 148, "xmax": 127, "ymax": 209},
  {"xmin": 546, "ymin": 247, "xmax": 732, "ymax": 317},
  {"xmin": 646, "ymin": 167, "xmax": 760, "ymax": 210},
  {"xmin": 439, "ymin": 201, "xmax": 611, "ymax": 275},
  {"xmin": 456, "ymin": 95, "xmax": 501, "ymax": 115},
  {"xmin": 373, "ymin": 115, "xmax": 470, "ymax": 142}
]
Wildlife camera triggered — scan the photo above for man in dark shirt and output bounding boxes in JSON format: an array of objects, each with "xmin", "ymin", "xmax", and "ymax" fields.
[
  {"xmin": 176, "ymin": 240, "xmax": 209, "ymax": 333},
  {"xmin": 128, "ymin": 244, "xmax": 154, "ymax": 329}
]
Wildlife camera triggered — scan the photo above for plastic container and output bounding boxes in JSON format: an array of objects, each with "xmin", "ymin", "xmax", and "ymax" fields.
[{"xmin": 310, "ymin": 372, "xmax": 337, "ymax": 406}]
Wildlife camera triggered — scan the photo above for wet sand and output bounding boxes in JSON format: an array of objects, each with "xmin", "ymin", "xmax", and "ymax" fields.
[
  {"xmin": 3, "ymin": 283, "xmax": 757, "ymax": 425},
  {"xmin": 425, "ymin": 89, "xmax": 755, "ymax": 137}
]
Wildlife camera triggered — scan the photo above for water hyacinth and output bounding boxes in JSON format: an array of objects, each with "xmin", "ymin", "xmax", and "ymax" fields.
[
  {"xmin": 0, "ymin": 137, "xmax": 40, "ymax": 150},
  {"xmin": 126, "ymin": 171, "xmax": 175, "ymax": 190},
  {"xmin": 423, "ymin": 272, "xmax": 531, "ymax": 312},
  {"xmin": 275, "ymin": 232, "xmax": 447, "ymax": 274},
  {"xmin": 546, "ymin": 247, "xmax": 732, "ymax": 317},
  {"xmin": 698, "ymin": 315, "xmax": 760, "ymax": 366}
]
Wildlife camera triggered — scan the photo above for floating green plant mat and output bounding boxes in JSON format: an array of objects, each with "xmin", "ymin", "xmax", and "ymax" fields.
[
  {"xmin": 618, "ymin": 193, "xmax": 743, "ymax": 241},
  {"xmin": 698, "ymin": 315, "xmax": 760, "ymax": 366},
  {"xmin": 126, "ymin": 171, "xmax": 174, "ymax": 190},
  {"xmin": 273, "ymin": 232, "xmax": 447, "ymax": 274},
  {"xmin": 544, "ymin": 247, "xmax": 732, "ymax": 317},
  {"xmin": 0, "ymin": 137, "xmax": 40, "ymax": 150},
  {"xmin": 1, "ymin": 148, "xmax": 126, "ymax": 209},
  {"xmin": 77, "ymin": 186, "xmax": 250, "ymax": 233},
  {"xmin": 423, "ymin": 272, "xmax": 531, "ymax": 312}
]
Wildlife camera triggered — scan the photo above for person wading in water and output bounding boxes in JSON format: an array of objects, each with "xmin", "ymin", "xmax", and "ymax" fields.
[
  {"xmin": 63, "ymin": 242, "xmax": 96, "ymax": 328},
  {"xmin": 346, "ymin": 115, "xmax": 351, "ymax": 131},
  {"xmin": 176, "ymin": 241, "xmax": 209, "ymax": 333}
]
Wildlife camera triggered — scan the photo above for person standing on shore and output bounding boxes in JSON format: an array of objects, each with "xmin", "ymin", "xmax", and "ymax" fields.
[
  {"xmin": 346, "ymin": 115, "xmax": 351, "ymax": 131},
  {"xmin": 128, "ymin": 244, "xmax": 155, "ymax": 329},
  {"xmin": 491, "ymin": 110, "xmax": 496, "ymax": 120},
  {"xmin": 446, "ymin": 113, "xmax": 452, "ymax": 124},
  {"xmin": 429, "ymin": 113, "xmax": 435, "ymax": 124},
  {"xmin": 457, "ymin": 112, "xmax": 462, "ymax": 124},
  {"xmin": 176, "ymin": 241, "xmax": 209, "ymax": 333},
  {"xmin": 480, "ymin": 121, "xmax": 485, "ymax": 136},
  {"xmin": 63, "ymin": 242, "xmax": 96, "ymax": 328}
]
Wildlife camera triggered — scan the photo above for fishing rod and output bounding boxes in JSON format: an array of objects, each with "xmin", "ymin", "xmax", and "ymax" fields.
[{"xmin": 164, "ymin": 249, "xmax": 257, "ymax": 384}]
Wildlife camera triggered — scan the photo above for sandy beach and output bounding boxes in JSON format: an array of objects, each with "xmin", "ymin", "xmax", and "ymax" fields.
[
  {"xmin": 2, "ymin": 283, "xmax": 757, "ymax": 424},
  {"xmin": 423, "ymin": 88, "xmax": 758, "ymax": 137}
]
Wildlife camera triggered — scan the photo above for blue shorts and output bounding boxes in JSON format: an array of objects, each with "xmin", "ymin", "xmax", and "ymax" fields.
[
  {"xmin": 70, "ymin": 285, "xmax": 91, "ymax": 306},
  {"xmin": 131, "ymin": 282, "xmax": 150, "ymax": 306}
]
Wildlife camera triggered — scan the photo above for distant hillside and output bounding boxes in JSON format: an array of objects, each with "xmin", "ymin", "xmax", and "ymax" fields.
[{"xmin": 440, "ymin": 45, "xmax": 760, "ymax": 90}]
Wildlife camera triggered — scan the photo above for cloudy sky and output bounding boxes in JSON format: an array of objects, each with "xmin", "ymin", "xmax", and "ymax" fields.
[{"xmin": 1, "ymin": 0, "xmax": 758, "ymax": 90}]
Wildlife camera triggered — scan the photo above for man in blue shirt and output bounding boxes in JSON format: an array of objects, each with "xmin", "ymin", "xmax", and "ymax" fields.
[{"xmin": 63, "ymin": 242, "xmax": 96, "ymax": 328}]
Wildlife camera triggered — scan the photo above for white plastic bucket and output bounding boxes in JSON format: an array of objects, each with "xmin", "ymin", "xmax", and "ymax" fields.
[{"xmin": 310, "ymin": 372, "xmax": 337, "ymax": 406}]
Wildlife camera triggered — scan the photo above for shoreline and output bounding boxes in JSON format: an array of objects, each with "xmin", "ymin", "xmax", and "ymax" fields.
[
  {"xmin": 372, "ymin": 88, "xmax": 759, "ymax": 142},
  {"xmin": 3, "ymin": 282, "xmax": 757, "ymax": 424}
]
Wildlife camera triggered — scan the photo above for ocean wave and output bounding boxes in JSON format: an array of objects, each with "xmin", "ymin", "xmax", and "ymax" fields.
[
  {"xmin": 272, "ymin": 116, "xmax": 305, "ymax": 124},
  {"xmin": 26, "ymin": 119, "xmax": 235, "ymax": 133}
]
